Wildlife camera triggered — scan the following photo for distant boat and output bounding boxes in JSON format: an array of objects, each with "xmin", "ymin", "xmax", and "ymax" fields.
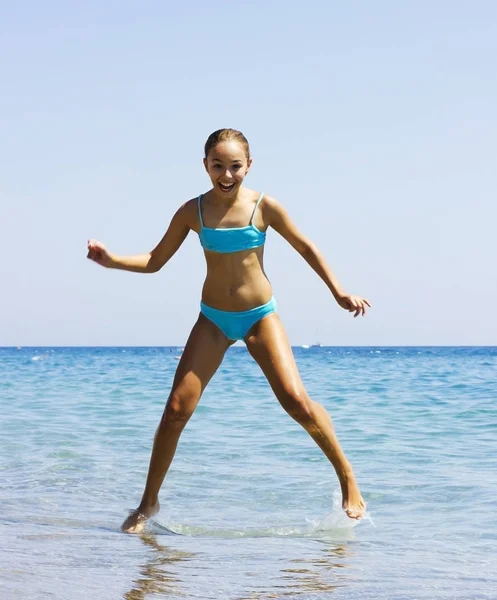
[
  {"xmin": 310, "ymin": 342, "xmax": 323, "ymax": 348},
  {"xmin": 301, "ymin": 344, "xmax": 310, "ymax": 349}
]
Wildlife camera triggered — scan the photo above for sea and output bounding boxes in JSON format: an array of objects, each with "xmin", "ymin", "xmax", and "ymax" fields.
[{"xmin": 1, "ymin": 346, "xmax": 496, "ymax": 600}]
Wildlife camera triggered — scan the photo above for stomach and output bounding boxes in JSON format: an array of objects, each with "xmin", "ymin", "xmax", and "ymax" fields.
[{"xmin": 200, "ymin": 249, "xmax": 273, "ymax": 310}]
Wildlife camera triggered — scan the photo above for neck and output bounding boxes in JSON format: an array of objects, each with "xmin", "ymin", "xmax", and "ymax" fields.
[{"xmin": 208, "ymin": 187, "xmax": 244, "ymax": 205}]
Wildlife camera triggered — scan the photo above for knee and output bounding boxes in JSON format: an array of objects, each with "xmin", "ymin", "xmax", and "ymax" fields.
[
  {"xmin": 162, "ymin": 390, "xmax": 197, "ymax": 427},
  {"xmin": 280, "ymin": 389, "xmax": 313, "ymax": 424}
]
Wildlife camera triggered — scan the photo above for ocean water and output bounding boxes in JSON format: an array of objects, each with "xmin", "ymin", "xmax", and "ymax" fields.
[{"xmin": 1, "ymin": 346, "xmax": 496, "ymax": 600}]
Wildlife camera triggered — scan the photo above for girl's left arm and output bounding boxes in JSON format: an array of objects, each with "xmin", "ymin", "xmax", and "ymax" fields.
[{"xmin": 264, "ymin": 196, "xmax": 371, "ymax": 317}]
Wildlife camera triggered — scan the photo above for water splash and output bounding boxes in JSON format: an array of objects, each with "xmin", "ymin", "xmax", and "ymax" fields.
[{"xmin": 149, "ymin": 492, "xmax": 372, "ymax": 539}]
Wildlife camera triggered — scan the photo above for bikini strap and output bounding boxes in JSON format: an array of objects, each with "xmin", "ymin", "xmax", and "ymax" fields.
[
  {"xmin": 250, "ymin": 192, "xmax": 264, "ymax": 224},
  {"xmin": 197, "ymin": 194, "xmax": 204, "ymax": 228}
]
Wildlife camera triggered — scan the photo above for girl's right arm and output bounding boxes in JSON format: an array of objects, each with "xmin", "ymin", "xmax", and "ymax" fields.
[{"xmin": 87, "ymin": 202, "xmax": 192, "ymax": 273}]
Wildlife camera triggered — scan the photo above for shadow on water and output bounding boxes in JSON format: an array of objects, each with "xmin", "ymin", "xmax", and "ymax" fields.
[
  {"xmin": 123, "ymin": 531, "xmax": 354, "ymax": 599},
  {"xmin": 237, "ymin": 545, "xmax": 354, "ymax": 599},
  {"xmin": 123, "ymin": 533, "xmax": 195, "ymax": 600}
]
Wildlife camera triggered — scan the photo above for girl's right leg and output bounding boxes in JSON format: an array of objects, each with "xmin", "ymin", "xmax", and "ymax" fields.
[
  {"xmin": 121, "ymin": 314, "xmax": 234, "ymax": 533},
  {"xmin": 245, "ymin": 313, "xmax": 366, "ymax": 520}
]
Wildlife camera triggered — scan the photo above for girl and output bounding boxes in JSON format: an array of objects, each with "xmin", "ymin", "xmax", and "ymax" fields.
[{"xmin": 87, "ymin": 128, "xmax": 371, "ymax": 534}]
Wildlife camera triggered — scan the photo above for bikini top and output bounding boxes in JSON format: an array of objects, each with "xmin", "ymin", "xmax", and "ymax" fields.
[{"xmin": 198, "ymin": 192, "xmax": 266, "ymax": 254}]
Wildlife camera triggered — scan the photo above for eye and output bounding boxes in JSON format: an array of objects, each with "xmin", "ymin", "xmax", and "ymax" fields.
[{"xmin": 232, "ymin": 165, "xmax": 242, "ymax": 170}]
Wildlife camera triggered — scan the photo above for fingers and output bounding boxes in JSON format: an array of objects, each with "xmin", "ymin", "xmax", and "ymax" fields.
[
  {"xmin": 346, "ymin": 297, "xmax": 361, "ymax": 318},
  {"xmin": 87, "ymin": 240, "xmax": 95, "ymax": 260},
  {"xmin": 87, "ymin": 239, "xmax": 100, "ymax": 252},
  {"xmin": 87, "ymin": 239, "xmax": 95, "ymax": 259},
  {"xmin": 349, "ymin": 296, "xmax": 371, "ymax": 318},
  {"xmin": 87, "ymin": 239, "xmax": 103, "ymax": 263},
  {"xmin": 87, "ymin": 248, "xmax": 101, "ymax": 262}
]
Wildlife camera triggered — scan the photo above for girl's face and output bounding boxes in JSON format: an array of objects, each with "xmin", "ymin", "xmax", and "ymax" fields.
[{"xmin": 203, "ymin": 141, "xmax": 252, "ymax": 198}]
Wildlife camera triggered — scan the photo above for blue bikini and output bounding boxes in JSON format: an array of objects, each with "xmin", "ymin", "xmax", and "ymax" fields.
[
  {"xmin": 198, "ymin": 192, "xmax": 277, "ymax": 340},
  {"xmin": 200, "ymin": 296, "xmax": 277, "ymax": 341},
  {"xmin": 199, "ymin": 192, "xmax": 266, "ymax": 253}
]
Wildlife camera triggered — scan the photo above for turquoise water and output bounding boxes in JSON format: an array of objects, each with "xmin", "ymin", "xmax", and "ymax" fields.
[{"xmin": 1, "ymin": 346, "xmax": 496, "ymax": 599}]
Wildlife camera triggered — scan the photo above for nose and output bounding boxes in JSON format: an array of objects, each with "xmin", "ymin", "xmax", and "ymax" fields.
[{"xmin": 223, "ymin": 169, "xmax": 233, "ymax": 179}]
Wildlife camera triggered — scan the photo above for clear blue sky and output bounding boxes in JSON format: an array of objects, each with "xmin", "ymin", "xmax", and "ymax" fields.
[{"xmin": 1, "ymin": 1, "xmax": 495, "ymax": 346}]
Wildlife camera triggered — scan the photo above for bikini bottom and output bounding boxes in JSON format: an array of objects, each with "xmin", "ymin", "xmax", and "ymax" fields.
[{"xmin": 200, "ymin": 297, "xmax": 277, "ymax": 341}]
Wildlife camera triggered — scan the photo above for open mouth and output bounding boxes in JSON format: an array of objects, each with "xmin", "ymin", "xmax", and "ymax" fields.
[{"xmin": 218, "ymin": 182, "xmax": 235, "ymax": 192}]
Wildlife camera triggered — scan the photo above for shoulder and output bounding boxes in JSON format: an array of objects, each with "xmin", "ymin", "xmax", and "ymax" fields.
[
  {"xmin": 172, "ymin": 197, "xmax": 200, "ymax": 229},
  {"xmin": 259, "ymin": 194, "xmax": 285, "ymax": 225},
  {"xmin": 159, "ymin": 197, "xmax": 200, "ymax": 234},
  {"xmin": 181, "ymin": 197, "xmax": 200, "ymax": 216}
]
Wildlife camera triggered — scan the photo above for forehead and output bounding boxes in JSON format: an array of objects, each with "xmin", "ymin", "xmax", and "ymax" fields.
[{"xmin": 208, "ymin": 140, "xmax": 247, "ymax": 162}]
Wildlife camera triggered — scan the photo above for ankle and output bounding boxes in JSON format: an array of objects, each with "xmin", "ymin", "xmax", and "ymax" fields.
[{"xmin": 138, "ymin": 497, "xmax": 159, "ymax": 512}]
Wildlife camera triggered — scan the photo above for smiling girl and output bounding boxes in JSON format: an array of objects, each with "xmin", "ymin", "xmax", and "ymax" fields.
[{"xmin": 87, "ymin": 128, "xmax": 371, "ymax": 533}]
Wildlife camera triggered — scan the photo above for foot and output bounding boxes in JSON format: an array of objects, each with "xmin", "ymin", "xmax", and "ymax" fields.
[
  {"xmin": 341, "ymin": 475, "xmax": 366, "ymax": 520},
  {"xmin": 121, "ymin": 502, "xmax": 160, "ymax": 534}
]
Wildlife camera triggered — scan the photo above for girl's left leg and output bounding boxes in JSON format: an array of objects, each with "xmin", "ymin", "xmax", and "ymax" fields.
[{"xmin": 244, "ymin": 313, "xmax": 366, "ymax": 519}]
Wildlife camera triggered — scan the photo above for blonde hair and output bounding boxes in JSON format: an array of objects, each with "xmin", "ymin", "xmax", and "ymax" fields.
[{"xmin": 204, "ymin": 128, "xmax": 250, "ymax": 160}]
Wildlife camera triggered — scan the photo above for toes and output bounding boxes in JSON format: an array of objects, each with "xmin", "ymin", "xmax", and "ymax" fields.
[
  {"xmin": 121, "ymin": 511, "xmax": 148, "ymax": 534},
  {"xmin": 121, "ymin": 506, "xmax": 159, "ymax": 534},
  {"xmin": 122, "ymin": 521, "xmax": 146, "ymax": 534},
  {"xmin": 345, "ymin": 511, "xmax": 359, "ymax": 520},
  {"xmin": 344, "ymin": 507, "xmax": 365, "ymax": 520}
]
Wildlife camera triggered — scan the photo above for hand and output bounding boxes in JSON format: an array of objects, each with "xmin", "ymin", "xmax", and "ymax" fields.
[
  {"xmin": 87, "ymin": 239, "xmax": 113, "ymax": 268},
  {"xmin": 336, "ymin": 294, "xmax": 372, "ymax": 317}
]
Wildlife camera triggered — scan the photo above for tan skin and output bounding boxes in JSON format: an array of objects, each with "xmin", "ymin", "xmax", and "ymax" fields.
[{"xmin": 88, "ymin": 140, "xmax": 371, "ymax": 533}]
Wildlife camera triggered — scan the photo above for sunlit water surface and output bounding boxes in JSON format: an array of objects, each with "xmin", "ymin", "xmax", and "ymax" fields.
[{"xmin": 1, "ymin": 346, "xmax": 496, "ymax": 599}]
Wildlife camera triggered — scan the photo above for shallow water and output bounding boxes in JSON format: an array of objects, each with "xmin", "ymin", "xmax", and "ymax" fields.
[{"xmin": 1, "ymin": 346, "xmax": 496, "ymax": 599}]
